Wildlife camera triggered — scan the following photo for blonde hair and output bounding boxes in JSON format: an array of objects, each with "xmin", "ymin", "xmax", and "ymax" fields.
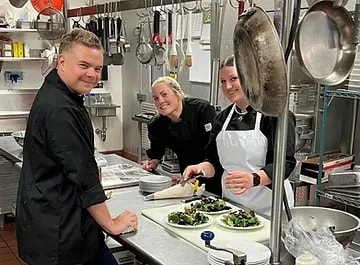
[
  {"xmin": 59, "ymin": 28, "xmax": 102, "ymax": 54},
  {"xmin": 152, "ymin": 76, "xmax": 184, "ymax": 100}
]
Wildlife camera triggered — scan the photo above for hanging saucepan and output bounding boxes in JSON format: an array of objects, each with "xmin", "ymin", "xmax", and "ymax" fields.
[
  {"xmin": 233, "ymin": 1, "xmax": 287, "ymax": 117},
  {"xmin": 295, "ymin": 1, "xmax": 356, "ymax": 86},
  {"xmin": 9, "ymin": 0, "xmax": 28, "ymax": 8}
]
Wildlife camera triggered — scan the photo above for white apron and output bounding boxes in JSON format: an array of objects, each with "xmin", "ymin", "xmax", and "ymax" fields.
[{"xmin": 216, "ymin": 104, "xmax": 294, "ymax": 218}]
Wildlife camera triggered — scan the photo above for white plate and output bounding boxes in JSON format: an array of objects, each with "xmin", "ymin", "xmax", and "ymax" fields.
[
  {"xmin": 165, "ymin": 215, "xmax": 212, "ymax": 229},
  {"xmin": 208, "ymin": 240, "xmax": 271, "ymax": 264},
  {"xmin": 140, "ymin": 175, "xmax": 171, "ymax": 184},
  {"xmin": 216, "ymin": 213, "xmax": 265, "ymax": 230}
]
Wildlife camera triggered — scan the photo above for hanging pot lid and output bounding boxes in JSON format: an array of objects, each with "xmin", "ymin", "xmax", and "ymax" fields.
[
  {"xmin": 9, "ymin": 0, "xmax": 29, "ymax": 8},
  {"xmin": 233, "ymin": 4, "xmax": 287, "ymax": 117},
  {"xmin": 30, "ymin": 0, "xmax": 64, "ymax": 13}
]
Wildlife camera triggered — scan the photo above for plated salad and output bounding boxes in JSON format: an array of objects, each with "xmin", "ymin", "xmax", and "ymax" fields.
[
  {"xmin": 167, "ymin": 208, "xmax": 209, "ymax": 226},
  {"xmin": 187, "ymin": 197, "xmax": 231, "ymax": 213},
  {"xmin": 220, "ymin": 210, "xmax": 261, "ymax": 228}
]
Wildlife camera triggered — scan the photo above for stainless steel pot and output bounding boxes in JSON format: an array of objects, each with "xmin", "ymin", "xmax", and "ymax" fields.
[
  {"xmin": 282, "ymin": 206, "xmax": 360, "ymax": 248},
  {"xmin": 295, "ymin": 1, "xmax": 356, "ymax": 85},
  {"xmin": 233, "ymin": 3, "xmax": 287, "ymax": 117}
]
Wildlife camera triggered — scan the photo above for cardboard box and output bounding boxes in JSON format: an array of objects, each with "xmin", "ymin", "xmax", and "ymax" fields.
[{"xmin": 300, "ymin": 152, "xmax": 354, "ymax": 181}]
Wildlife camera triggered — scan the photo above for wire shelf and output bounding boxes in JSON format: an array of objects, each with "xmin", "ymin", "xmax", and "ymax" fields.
[
  {"xmin": 317, "ymin": 190, "xmax": 360, "ymax": 208},
  {"xmin": 325, "ymin": 89, "xmax": 360, "ymax": 99}
]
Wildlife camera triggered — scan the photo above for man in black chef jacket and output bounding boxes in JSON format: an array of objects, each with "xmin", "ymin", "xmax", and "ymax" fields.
[{"xmin": 16, "ymin": 28, "xmax": 138, "ymax": 265}]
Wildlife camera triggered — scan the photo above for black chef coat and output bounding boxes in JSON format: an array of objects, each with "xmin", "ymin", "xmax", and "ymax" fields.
[
  {"xmin": 146, "ymin": 97, "xmax": 221, "ymax": 195},
  {"xmin": 16, "ymin": 69, "xmax": 107, "ymax": 265},
  {"xmin": 205, "ymin": 104, "xmax": 296, "ymax": 188}
]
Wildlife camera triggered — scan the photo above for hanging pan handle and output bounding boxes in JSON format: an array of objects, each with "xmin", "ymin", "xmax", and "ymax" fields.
[
  {"xmin": 152, "ymin": 10, "xmax": 162, "ymax": 44},
  {"xmin": 354, "ymin": 1, "xmax": 360, "ymax": 44},
  {"xmin": 238, "ymin": 0, "xmax": 245, "ymax": 17},
  {"xmin": 167, "ymin": 11, "xmax": 173, "ymax": 44}
]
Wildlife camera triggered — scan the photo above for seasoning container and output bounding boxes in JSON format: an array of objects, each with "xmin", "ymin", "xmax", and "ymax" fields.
[
  {"xmin": 24, "ymin": 43, "xmax": 30, "ymax": 57},
  {"xmin": 1, "ymin": 41, "xmax": 13, "ymax": 57},
  {"xmin": 16, "ymin": 20, "xmax": 33, "ymax": 29},
  {"xmin": 295, "ymin": 252, "xmax": 319, "ymax": 265},
  {"xmin": 12, "ymin": 42, "xmax": 18, "ymax": 57},
  {"xmin": 17, "ymin": 42, "xmax": 24, "ymax": 57}
]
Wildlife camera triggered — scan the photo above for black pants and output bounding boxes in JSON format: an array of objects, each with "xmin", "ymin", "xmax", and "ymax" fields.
[
  {"xmin": 82, "ymin": 243, "xmax": 118, "ymax": 265},
  {"xmin": 30, "ymin": 242, "xmax": 118, "ymax": 265}
]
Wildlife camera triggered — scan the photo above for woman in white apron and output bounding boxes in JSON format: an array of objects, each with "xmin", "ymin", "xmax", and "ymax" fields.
[{"xmin": 182, "ymin": 55, "xmax": 296, "ymax": 218}]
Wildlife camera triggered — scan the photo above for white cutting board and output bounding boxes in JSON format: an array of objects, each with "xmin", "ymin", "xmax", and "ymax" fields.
[{"xmin": 141, "ymin": 203, "xmax": 270, "ymax": 252}]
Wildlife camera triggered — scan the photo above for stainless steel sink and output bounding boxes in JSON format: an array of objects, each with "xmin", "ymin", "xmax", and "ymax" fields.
[{"xmin": 89, "ymin": 104, "xmax": 121, "ymax": 117}]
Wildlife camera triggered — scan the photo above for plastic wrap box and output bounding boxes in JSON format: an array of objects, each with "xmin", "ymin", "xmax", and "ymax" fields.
[{"xmin": 300, "ymin": 152, "xmax": 355, "ymax": 182}]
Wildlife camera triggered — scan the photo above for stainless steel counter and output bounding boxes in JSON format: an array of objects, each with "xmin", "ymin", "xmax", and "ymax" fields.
[
  {"xmin": 106, "ymin": 185, "xmax": 297, "ymax": 265},
  {"xmin": 0, "ymin": 136, "xmax": 295, "ymax": 264}
]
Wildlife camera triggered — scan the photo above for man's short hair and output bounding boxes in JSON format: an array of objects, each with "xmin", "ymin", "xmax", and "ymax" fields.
[{"xmin": 58, "ymin": 28, "xmax": 103, "ymax": 54}]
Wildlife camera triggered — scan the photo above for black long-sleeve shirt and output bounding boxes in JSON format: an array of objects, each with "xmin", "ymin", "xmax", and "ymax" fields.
[
  {"xmin": 16, "ymin": 69, "xmax": 107, "ymax": 265},
  {"xmin": 146, "ymin": 97, "xmax": 221, "ymax": 194},
  {"xmin": 205, "ymin": 104, "xmax": 296, "ymax": 187}
]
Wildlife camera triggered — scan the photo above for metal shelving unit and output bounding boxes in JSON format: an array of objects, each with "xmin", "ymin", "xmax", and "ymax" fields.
[
  {"xmin": 0, "ymin": 28, "xmax": 37, "ymax": 33},
  {"xmin": 0, "ymin": 28, "xmax": 44, "ymax": 72},
  {"xmin": 0, "ymin": 57, "xmax": 45, "ymax": 61},
  {"xmin": 317, "ymin": 190, "xmax": 360, "ymax": 208},
  {"xmin": 316, "ymin": 87, "xmax": 360, "ymax": 206},
  {"xmin": 326, "ymin": 89, "xmax": 360, "ymax": 99}
]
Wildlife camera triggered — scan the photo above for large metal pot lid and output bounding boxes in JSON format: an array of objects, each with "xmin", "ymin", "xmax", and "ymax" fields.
[
  {"xmin": 295, "ymin": 0, "xmax": 356, "ymax": 85},
  {"xmin": 233, "ymin": 5, "xmax": 287, "ymax": 117}
]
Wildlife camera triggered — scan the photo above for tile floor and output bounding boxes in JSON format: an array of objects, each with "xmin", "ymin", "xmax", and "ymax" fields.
[{"xmin": 0, "ymin": 215, "xmax": 26, "ymax": 265}]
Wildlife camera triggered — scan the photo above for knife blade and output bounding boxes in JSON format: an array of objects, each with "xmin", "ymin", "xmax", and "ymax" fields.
[{"xmin": 179, "ymin": 170, "xmax": 205, "ymax": 187}]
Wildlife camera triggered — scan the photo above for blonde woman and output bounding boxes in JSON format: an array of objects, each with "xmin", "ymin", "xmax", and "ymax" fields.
[
  {"xmin": 183, "ymin": 55, "xmax": 296, "ymax": 218},
  {"xmin": 142, "ymin": 76, "xmax": 221, "ymax": 195}
]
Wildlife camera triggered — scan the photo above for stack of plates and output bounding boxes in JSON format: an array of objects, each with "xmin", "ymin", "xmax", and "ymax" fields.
[
  {"xmin": 207, "ymin": 240, "xmax": 271, "ymax": 265},
  {"xmin": 139, "ymin": 175, "xmax": 172, "ymax": 193}
]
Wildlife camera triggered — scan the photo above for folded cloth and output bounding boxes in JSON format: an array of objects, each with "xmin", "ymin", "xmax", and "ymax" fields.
[{"xmin": 145, "ymin": 182, "xmax": 206, "ymax": 200}]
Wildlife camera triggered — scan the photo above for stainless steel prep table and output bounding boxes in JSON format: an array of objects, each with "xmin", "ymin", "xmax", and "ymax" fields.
[{"xmin": 105, "ymin": 186, "xmax": 296, "ymax": 265}]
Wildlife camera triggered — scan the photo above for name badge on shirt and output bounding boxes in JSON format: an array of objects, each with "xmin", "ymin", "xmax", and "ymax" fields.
[{"xmin": 204, "ymin": 122, "xmax": 212, "ymax": 132}]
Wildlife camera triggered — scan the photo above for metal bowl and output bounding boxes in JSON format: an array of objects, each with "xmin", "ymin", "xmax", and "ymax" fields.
[
  {"xmin": 282, "ymin": 206, "xmax": 360, "ymax": 248},
  {"xmin": 11, "ymin": 130, "xmax": 25, "ymax": 147}
]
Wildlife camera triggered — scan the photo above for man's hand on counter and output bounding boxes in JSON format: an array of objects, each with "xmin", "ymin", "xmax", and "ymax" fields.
[
  {"xmin": 113, "ymin": 210, "xmax": 138, "ymax": 234},
  {"xmin": 88, "ymin": 202, "xmax": 138, "ymax": 235}
]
